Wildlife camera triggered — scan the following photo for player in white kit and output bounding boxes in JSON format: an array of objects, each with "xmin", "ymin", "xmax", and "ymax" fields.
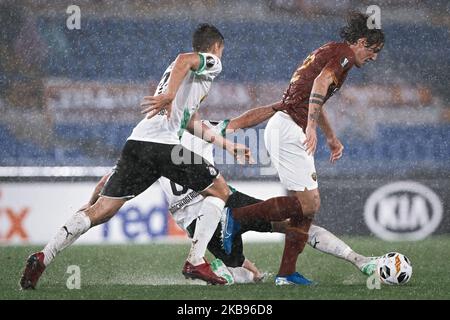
[
  {"xmin": 20, "ymin": 24, "xmax": 249, "ymax": 288},
  {"xmin": 59, "ymin": 103, "xmax": 378, "ymax": 285}
]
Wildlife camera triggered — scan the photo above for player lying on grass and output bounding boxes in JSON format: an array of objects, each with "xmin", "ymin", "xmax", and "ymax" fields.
[{"xmin": 82, "ymin": 116, "xmax": 378, "ymax": 285}]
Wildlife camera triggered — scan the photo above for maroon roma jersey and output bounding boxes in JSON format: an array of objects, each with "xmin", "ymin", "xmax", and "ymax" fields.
[{"xmin": 279, "ymin": 42, "xmax": 356, "ymax": 131}]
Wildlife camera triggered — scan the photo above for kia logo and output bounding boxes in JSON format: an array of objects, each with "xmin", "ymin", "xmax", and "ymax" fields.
[{"xmin": 364, "ymin": 181, "xmax": 443, "ymax": 241}]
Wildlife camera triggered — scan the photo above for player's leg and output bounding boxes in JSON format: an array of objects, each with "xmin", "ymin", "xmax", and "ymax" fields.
[
  {"xmin": 20, "ymin": 141, "xmax": 160, "ymax": 289},
  {"xmin": 271, "ymin": 221, "xmax": 377, "ymax": 276},
  {"xmin": 224, "ymin": 190, "xmax": 375, "ymax": 279},
  {"xmin": 273, "ymin": 189, "xmax": 318, "ymax": 285},
  {"xmin": 220, "ymin": 195, "xmax": 304, "ymax": 254},
  {"xmin": 216, "ymin": 192, "xmax": 272, "ymax": 281},
  {"xmin": 162, "ymin": 146, "xmax": 229, "ymax": 284},
  {"xmin": 189, "ymin": 219, "xmax": 256, "ymax": 284},
  {"xmin": 185, "ymin": 191, "xmax": 269, "ymax": 283},
  {"xmin": 43, "ymin": 197, "xmax": 125, "ymax": 262},
  {"xmin": 225, "ymin": 190, "xmax": 374, "ymax": 277},
  {"xmin": 187, "ymin": 174, "xmax": 228, "ymax": 264},
  {"xmin": 264, "ymin": 112, "xmax": 319, "ymax": 285},
  {"xmin": 38, "ymin": 173, "xmax": 114, "ymax": 268},
  {"xmin": 188, "ymin": 217, "xmax": 264, "ymax": 284},
  {"xmin": 228, "ymin": 196, "xmax": 303, "ymax": 223},
  {"xmin": 307, "ymin": 225, "xmax": 377, "ymax": 275},
  {"xmin": 20, "ymin": 195, "xmax": 126, "ymax": 290},
  {"xmin": 219, "ymin": 191, "xmax": 315, "ymax": 284},
  {"xmin": 221, "ymin": 191, "xmax": 275, "ymax": 253},
  {"xmin": 41, "ymin": 141, "xmax": 158, "ymax": 264}
]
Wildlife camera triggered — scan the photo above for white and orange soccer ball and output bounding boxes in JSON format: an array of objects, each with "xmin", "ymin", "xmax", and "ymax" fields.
[{"xmin": 377, "ymin": 252, "xmax": 413, "ymax": 285}]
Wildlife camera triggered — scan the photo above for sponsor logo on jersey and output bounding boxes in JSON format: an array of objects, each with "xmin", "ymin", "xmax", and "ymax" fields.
[
  {"xmin": 169, "ymin": 191, "xmax": 201, "ymax": 214},
  {"xmin": 364, "ymin": 181, "xmax": 443, "ymax": 241},
  {"xmin": 206, "ymin": 56, "xmax": 215, "ymax": 68},
  {"xmin": 340, "ymin": 57, "xmax": 349, "ymax": 68}
]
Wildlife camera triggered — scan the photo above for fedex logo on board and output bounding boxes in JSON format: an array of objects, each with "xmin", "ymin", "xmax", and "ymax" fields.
[
  {"xmin": 100, "ymin": 191, "xmax": 186, "ymax": 242},
  {"xmin": 0, "ymin": 190, "xmax": 29, "ymax": 242}
]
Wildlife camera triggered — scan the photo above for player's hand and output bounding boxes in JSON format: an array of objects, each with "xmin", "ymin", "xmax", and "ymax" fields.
[
  {"xmin": 226, "ymin": 142, "xmax": 255, "ymax": 164},
  {"xmin": 304, "ymin": 126, "xmax": 317, "ymax": 156},
  {"xmin": 140, "ymin": 93, "xmax": 174, "ymax": 119},
  {"xmin": 327, "ymin": 137, "xmax": 344, "ymax": 163}
]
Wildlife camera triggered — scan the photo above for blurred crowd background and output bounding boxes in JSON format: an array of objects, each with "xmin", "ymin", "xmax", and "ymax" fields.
[{"xmin": 0, "ymin": 0, "xmax": 449, "ymax": 179}]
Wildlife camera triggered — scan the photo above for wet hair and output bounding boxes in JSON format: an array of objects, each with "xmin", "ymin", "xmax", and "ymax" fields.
[
  {"xmin": 340, "ymin": 11, "xmax": 384, "ymax": 49},
  {"xmin": 192, "ymin": 23, "xmax": 224, "ymax": 52}
]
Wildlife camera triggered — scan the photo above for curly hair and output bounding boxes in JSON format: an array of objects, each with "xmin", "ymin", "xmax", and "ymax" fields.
[{"xmin": 340, "ymin": 11, "xmax": 384, "ymax": 47}]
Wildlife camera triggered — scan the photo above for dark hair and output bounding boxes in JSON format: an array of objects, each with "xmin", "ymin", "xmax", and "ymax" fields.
[
  {"xmin": 340, "ymin": 11, "xmax": 384, "ymax": 48},
  {"xmin": 192, "ymin": 23, "xmax": 224, "ymax": 52}
]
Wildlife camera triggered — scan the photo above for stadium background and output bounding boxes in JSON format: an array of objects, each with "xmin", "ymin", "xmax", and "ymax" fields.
[{"xmin": 0, "ymin": 0, "xmax": 449, "ymax": 299}]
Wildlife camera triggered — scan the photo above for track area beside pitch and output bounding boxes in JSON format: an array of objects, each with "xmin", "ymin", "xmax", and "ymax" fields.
[{"xmin": 1, "ymin": 236, "xmax": 449, "ymax": 300}]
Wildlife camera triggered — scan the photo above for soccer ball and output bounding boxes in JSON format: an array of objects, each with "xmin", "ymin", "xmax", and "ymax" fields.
[{"xmin": 377, "ymin": 252, "xmax": 412, "ymax": 285}]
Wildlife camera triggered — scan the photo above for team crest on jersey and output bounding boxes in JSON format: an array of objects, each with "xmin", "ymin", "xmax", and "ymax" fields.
[
  {"xmin": 206, "ymin": 56, "xmax": 215, "ymax": 68},
  {"xmin": 311, "ymin": 172, "xmax": 317, "ymax": 182},
  {"xmin": 340, "ymin": 57, "xmax": 349, "ymax": 68}
]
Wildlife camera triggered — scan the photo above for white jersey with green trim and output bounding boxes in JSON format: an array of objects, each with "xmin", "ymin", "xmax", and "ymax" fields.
[
  {"xmin": 128, "ymin": 52, "xmax": 222, "ymax": 145},
  {"xmin": 158, "ymin": 120, "xmax": 230, "ymax": 229}
]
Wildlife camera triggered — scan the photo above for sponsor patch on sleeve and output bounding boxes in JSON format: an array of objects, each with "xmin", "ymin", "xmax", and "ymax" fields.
[{"xmin": 206, "ymin": 56, "xmax": 216, "ymax": 68}]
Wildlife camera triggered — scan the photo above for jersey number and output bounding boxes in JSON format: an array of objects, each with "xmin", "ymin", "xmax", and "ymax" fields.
[
  {"xmin": 170, "ymin": 181, "xmax": 189, "ymax": 196},
  {"xmin": 156, "ymin": 70, "xmax": 171, "ymax": 95},
  {"xmin": 155, "ymin": 70, "xmax": 171, "ymax": 115},
  {"xmin": 290, "ymin": 54, "xmax": 316, "ymax": 83}
]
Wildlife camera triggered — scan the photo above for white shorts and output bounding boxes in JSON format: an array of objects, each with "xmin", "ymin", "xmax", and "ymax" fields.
[{"xmin": 264, "ymin": 112, "xmax": 318, "ymax": 191}]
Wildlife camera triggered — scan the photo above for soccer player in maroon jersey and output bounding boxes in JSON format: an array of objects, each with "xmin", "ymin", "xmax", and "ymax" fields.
[{"xmin": 224, "ymin": 12, "xmax": 384, "ymax": 285}]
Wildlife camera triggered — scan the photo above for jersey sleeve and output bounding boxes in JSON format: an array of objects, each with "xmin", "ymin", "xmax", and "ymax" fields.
[
  {"xmin": 194, "ymin": 52, "xmax": 222, "ymax": 79},
  {"xmin": 217, "ymin": 119, "xmax": 230, "ymax": 137},
  {"xmin": 322, "ymin": 50, "xmax": 354, "ymax": 85},
  {"xmin": 202, "ymin": 119, "xmax": 230, "ymax": 137}
]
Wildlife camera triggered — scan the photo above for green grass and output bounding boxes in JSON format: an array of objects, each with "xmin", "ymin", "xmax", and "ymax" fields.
[{"xmin": 1, "ymin": 236, "xmax": 449, "ymax": 300}]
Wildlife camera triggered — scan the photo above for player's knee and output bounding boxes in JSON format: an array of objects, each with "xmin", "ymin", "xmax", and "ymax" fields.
[
  {"xmin": 85, "ymin": 197, "xmax": 123, "ymax": 226},
  {"xmin": 202, "ymin": 176, "xmax": 229, "ymax": 201},
  {"xmin": 300, "ymin": 198, "xmax": 321, "ymax": 217}
]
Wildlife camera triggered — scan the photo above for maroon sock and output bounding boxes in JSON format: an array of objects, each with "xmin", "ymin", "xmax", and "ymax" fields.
[
  {"xmin": 232, "ymin": 196, "xmax": 303, "ymax": 223},
  {"xmin": 277, "ymin": 216, "xmax": 313, "ymax": 276}
]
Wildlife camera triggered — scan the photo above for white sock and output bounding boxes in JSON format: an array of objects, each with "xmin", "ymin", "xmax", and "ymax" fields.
[
  {"xmin": 346, "ymin": 251, "xmax": 372, "ymax": 269},
  {"xmin": 42, "ymin": 211, "xmax": 91, "ymax": 266},
  {"xmin": 187, "ymin": 196, "xmax": 225, "ymax": 266},
  {"xmin": 307, "ymin": 225, "xmax": 369, "ymax": 268},
  {"xmin": 228, "ymin": 267, "xmax": 255, "ymax": 284}
]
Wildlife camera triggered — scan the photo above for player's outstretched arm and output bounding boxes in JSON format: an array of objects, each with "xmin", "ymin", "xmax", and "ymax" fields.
[
  {"xmin": 304, "ymin": 68, "xmax": 335, "ymax": 155},
  {"xmin": 140, "ymin": 53, "xmax": 202, "ymax": 119},
  {"xmin": 187, "ymin": 111, "xmax": 254, "ymax": 164},
  {"xmin": 226, "ymin": 101, "xmax": 282, "ymax": 132},
  {"xmin": 318, "ymin": 109, "xmax": 344, "ymax": 163}
]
